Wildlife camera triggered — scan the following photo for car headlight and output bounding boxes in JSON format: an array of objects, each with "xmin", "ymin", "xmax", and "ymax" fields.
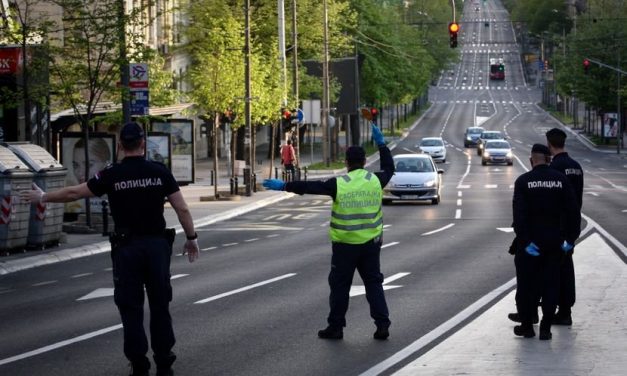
[
  {"xmin": 466, "ymin": 136, "xmax": 472, "ymax": 140},
  {"xmin": 479, "ymin": 144, "xmax": 484, "ymax": 149},
  {"xmin": 483, "ymin": 151, "xmax": 490, "ymax": 157},
  {"xmin": 506, "ymin": 151, "xmax": 513, "ymax": 158},
  {"xmin": 424, "ymin": 180, "xmax": 435, "ymax": 187}
]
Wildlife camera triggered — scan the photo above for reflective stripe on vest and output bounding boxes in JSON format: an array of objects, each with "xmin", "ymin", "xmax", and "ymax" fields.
[{"xmin": 330, "ymin": 169, "xmax": 383, "ymax": 244}]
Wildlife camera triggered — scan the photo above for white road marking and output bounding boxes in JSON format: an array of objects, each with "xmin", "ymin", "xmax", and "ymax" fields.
[
  {"xmin": 77, "ymin": 288, "xmax": 114, "ymax": 301},
  {"xmin": 103, "ymin": 267, "xmax": 113, "ymax": 272},
  {"xmin": 456, "ymin": 199, "xmax": 462, "ymax": 206},
  {"xmin": 201, "ymin": 246, "xmax": 217, "ymax": 251},
  {"xmin": 457, "ymin": 184, "xmax": 471, "ymax": 189},
  {"xmin": 497, "ymin": 227, "xmax": 514, "ymax": 233},
  {"xmin": 458, "ymin": 191, "xmax": 462, "ymax": 197},
  {"xmin": 585, "ymin": 192, "xmax": 599, "ymax": 197},
  {"xmin": 170, "ymin": 274, "xmax": 188, "ymax": 280},
  {"xmin": 32, "ymin": 280, "xmax": 57, "ymax": 287},
  {"xmin": 194, "ymin": 273, "xmax": 297, "ymax": 304},
  {"xmin": 514, "ymin": 140, "xmax": 523, "ymax": 144},
  {"xmin": 350, "ymin": 272, "xmax": 411, "ymax": 297},
  {"xmin": 383, "ymin": 224, "xmax": 392, "ymax": 229},
  {"xmin": 70, "ymin": 273, "xmax": 93, "ymax": 279},
  {"xmin": 222, "ymin": 243, "xmax": 238, "ymax": 247},
  {"xmin": 244, "ymin": 238, "xmax": 259, "ymax": 242},
  {"xmin": 622, "ymin": 210, "xmax": 627, "ymax": 213},
  {"xmin": 422, "ymin": 223, "xmax": 455, "ymax": 236},
  {"xmin": 0, "ymin": 324, "xmax": 124, "ymax": 367},
  {"xmin": 485, "ymin": 184, "xmax": 498, "ymax": 189},
  {"xmin": 402, "ymin": 147, "xmax": 416, "ymax": 153},
  {"xmin": 266, "ymin": 234, "xmax": 280, "ymax": 238},
  {"xmin": 455, "ymin": 209, "xmax": 462, "ymax": 219},
  {"xmin": 381, "ymin": 242, "xmax": 399, "ymax": 249}
]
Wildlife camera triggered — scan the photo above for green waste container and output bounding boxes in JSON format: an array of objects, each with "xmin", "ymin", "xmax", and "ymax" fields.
[
  {"xmin": 0, "ymin": 145, "xmax": 33, "ymax": 252},
  {"xmin": 5, "ymin": 143, "xmax": 67, "ymax": 248}
]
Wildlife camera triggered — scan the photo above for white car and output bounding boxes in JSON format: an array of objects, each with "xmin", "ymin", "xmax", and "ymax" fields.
[
  {"xmin": 417, "ymin": 137, "xmax": 446, "ymax": 163},
  {"xmin": 383, "ymin": 154, "xmax": 444, "ymax": 205},
  {"xmin": 482, "ymin": 140, "xmax": 514, "ymax": 166}
]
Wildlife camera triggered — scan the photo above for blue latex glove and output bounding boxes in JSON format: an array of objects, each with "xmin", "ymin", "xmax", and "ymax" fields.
[
  {"xmin": 371, "ymin": 124, "xmax": 385, "ymax": 146},
  {"xmin": 562, "ymin": 241, "xmax": 574, "ymax": 253},
  {"xmin": 262, "ymin": 179, "xmax": 285, "ymax": 191},
  {"xmin": 525, "ymin": 242, "xmax": 540, "ymax": 256}
]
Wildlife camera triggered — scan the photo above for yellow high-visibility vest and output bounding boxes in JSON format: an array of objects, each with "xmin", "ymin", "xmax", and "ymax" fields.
[{"xmin": 330, "ymin": 169, "xmax": 383, "ymax": 244}]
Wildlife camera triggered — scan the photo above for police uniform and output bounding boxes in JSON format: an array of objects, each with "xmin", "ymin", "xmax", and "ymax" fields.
[
  {"xmin": 512, "ymin": 145, "xmax": 580, "ymax": 337},
  {"xmin": 87, "ymin": 148, "xmax": 180, "ymax": 372},
  {"xmin": 550, "ymin": 151, "xmax": 583, "ymax": 318},
  {"xmin": 284, "ymin": 145, "xmax": 394, "ymax": 337}
]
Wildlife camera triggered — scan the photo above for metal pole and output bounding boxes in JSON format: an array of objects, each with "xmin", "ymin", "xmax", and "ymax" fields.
[
  {"xmin": 322, "ymin": 0, "xmax": 330, "ymax": 166},
  {"xmin": 244, "ymin": 0, "xmax": 253, "ymax": 195},
  {"xmin": 292, "ymin": 0, "xmax": 300, "ymax": 164},
  {"xmin": 118, "ymin": 0, "xmax": 130, "ymax": 123},
  {"xmin": 618, "ymin": 50, "xmax": 621, "ymax": 154}
]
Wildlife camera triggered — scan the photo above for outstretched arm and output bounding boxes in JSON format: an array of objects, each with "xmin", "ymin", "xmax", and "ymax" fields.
[{"xmin": 20, "ymin": 182, "xmax": 95, "ymax": 204}]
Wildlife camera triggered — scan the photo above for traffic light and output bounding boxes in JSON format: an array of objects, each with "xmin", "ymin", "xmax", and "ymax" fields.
[
  {"xmin": 499, "ymin": 64, "xmax": 504, "ymax": 72},
  {"xmin": 583, "ymin": 59, "xmax": 590, "ymax": 75},
  {"xmin": 448, "ymin": 22, "xmax": 459, "ymax": 48}
]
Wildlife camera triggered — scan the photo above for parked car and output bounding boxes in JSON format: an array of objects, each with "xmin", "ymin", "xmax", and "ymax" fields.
[
  {"xmin": 463, "ymin": 127, "xmax": 485, "ymax": 147},
  {"xmin": 417, "ymin": 137, "xmax": 447, "ymax": 163},
  {"xmin": 383, "ymin": 154, "xmax": 444, "ymax": 205},
  {"xmin": 476, "ymin": 130, "xmax": 505, "ymax": 156},
  {"xmin": 481, "ymin": 140, "xmax": 513, "ymax": 165}
]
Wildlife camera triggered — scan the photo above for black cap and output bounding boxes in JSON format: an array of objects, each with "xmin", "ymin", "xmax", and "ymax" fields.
[
  {"xmin": 120, "ymin": 122, "xmax": 144, "ymax": 143},
  {"xmin": 531, "ymin": 143, "xmax": 550, "ymax": 156},
  {"xmin": 345, "ymin": 146, "xmax": 366, "ymax": 163}
]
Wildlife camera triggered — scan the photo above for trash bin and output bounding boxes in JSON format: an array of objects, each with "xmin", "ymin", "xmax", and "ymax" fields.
[
  {"xmin": 4, "ymin": 143, "xmax": 67, "ymax": 249},
  {"xmin": 0, "ymin": 144, "xmax": 34, "ymax": 252}
]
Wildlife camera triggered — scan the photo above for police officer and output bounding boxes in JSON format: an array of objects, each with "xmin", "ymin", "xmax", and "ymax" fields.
[
  {"xmin": 512, "ymin": 144, "xmax": 580, "ymax": 340},
  {"xmin": 546, "ymin": 128, "xmax": 583, "ymax": 326},
  {"xmin": 263, "ymin": 124, "xmax": 394, "ymax": 340},
  {"xmin": 21, "ymin": 122, "xmax": 200, "ymax": 376}
]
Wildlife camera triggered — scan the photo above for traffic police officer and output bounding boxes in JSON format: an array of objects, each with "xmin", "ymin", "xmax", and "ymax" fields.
[
  {"xmin": 263, "ymin": 124, "xmax": 394, "ymax": 340},
  {"xmin": 21, "ymin": 122, "xmax": 200, "ymax": 376},
  {"xmin": 546, "ymin": 127, "xmax": 584, "ymax": 325},
  {"xmin": 512, "ymin": 144, "xmax": 580, "ymax": 340}
]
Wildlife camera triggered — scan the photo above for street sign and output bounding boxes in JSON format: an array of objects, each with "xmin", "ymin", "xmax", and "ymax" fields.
[
  {"xmin": 130, "ymin": 90, "xmax": 149, "ymax": 116},
  {"xmin": 296, "ymin": 108, "xmax": 304, "ymax": 123},
  {"xmin": 301, "ymin": 99, "xmax": 321, "ymax": 124},
  {"xmin": 129, "ymin": 63, "xmax": 148, "ymax": 90}
]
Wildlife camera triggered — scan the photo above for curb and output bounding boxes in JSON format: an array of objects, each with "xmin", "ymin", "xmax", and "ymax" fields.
[{"xmin": 0, "ymin": 192, "xmax": 293, "ymax": 276}]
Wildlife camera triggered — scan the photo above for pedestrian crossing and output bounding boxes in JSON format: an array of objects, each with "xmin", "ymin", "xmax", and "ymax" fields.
[
  {"xmin": 432, "ymin": 100, "xmax": 536, "ymax": 105},
  {"xmin": 461, "ymin": 49, "xmax": 515, "ymax": 54},
  {"xmin": 453, "ymin": 184, "xmax": 623, "ymax": 191},
  {"xmin": 437, "ymin": 85, "xmax": 533, "ymax": 91}
]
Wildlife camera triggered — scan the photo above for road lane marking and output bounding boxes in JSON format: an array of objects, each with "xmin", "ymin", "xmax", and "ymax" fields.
[
  {"xmin": 381, "ymin": 242, "xmax": 399, "ymax": 249},
  {"xmin": 266, "ymin": 234, "xmax": 280, "ymax": 238},
  {"xmin": 485, "ymin": 184, "xmax": 497, "ymax": 189},
  {"xmin": 194, "ymin": 273, "xmax": 297, "ymax": 304},
  {"xmin": 32, "ymin": 280, "xmax": 57, "ymax": 287},
  {"xmin": 457, "ymin": 199, "xmax": 462, "ymax": 206},
  {"xmin": 222, "ymin": 243, "xmax": 238, "ymax": 247},
  {"xmin": 458, "ymin": 191, "xmax": 462, "ymax": 197},
  {"xmin": 170, "ymin": 274, "xmax": 189, "ymax": 280},
  {"xmin": 244, "ymin": 238, "xmax": 259, "ymax": 242},
  {"xmin": 497, "ymin": 227, "xmax": 514, "ymax": 233},
  {"xmin": 455, "ymin": 209, "xmax": 461, "ymax": 219},
  {"xmin": 585, "ymin": 192, "xmax": 599, "ymax": 197},
  {"xmin": 200, "ymin": 246, "xmax": 217, "ymax": 252},
  {"xmin": 0, "ymin": 324, "xmax": 124, "ymax": 367},
  {"xmin": 70, "ymin": 273, "xmax": 93, "ymax": 279},
  {"xmin": 457, "ymin": 184, "xmax": 471, "ymax": 189},
  {"xmin": 77, "ymin": 288, "xmax": 114, "ymax": 301},
  {"xmin": 350, "ymin": 272, "xmax": 411, "ymax": 297},
  {"xmin": 422, "ymin": 223, "xmax": 455, "ymax": 236}
]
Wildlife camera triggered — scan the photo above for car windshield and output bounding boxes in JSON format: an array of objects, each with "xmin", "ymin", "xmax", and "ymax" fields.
[
  {"xmin": 420, "ymin": 139, "xmax": 443, "ymax": 147},
  {"xmin": 486, "ymin": 141, "xmax": 510, "ymax": 149},
  {"xmin": 468, "ymin": 128, "xmax": 483, "ymax": 134},
  {"xmin": 482, "ymin": 132, "xmax": 502, "ymax": 139},
  {"xmin": 395, "ymin": 158, "xmax": 434, "ymax": 173}
]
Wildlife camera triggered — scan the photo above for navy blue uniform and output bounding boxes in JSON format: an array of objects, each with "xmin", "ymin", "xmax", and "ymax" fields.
[
  {"xmin": 88, "ymin": 156, "xmax": 180, "ymax": 372},
  {"xmin": 513, "ymin": 164, "xmax": 580, "ymax": 327},
  {"xmin": 550, "ymin": 152, "xmax": 584, "ymax": 314},
  {"xmin": 285, "ymin": 146, "xmax": 394, "ymax": 329}
]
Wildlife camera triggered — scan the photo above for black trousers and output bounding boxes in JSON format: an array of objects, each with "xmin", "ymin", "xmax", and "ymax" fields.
[
  {"xmin": 327, "ymin": 239, "xmax": 391, "ymax": 329},
  {"xmin": 514, "ymin": 249, "xmax": 562, "ymax": 326},
  {"xmin": 557, "ymin": 250, "xmax": 576, "ymax": 313},
  {"xmin": 111, "ymin": 236, "xmax": 176, "ymax": 370}
]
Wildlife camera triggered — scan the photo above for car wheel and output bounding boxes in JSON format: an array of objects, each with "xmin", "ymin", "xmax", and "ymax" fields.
[
  {"xmin": 442, "ymin": 159, "xmax": 446, "ymax": 163},
  {"xmin": 507, "ymin": 161, "xmax": 513, "ymax": 166},
  {"xmin": 477, "ymin": 149, "xmax": 481, "ymax": 156},
  {"xmin": 464, "ymin": 143, "xmax": 469, "ymax": 148},
  {"xmin": 382, "ymin": 199, "xmax": 392, "ymax": 205},
  {"xmin": 481, "ymin": 160, "xmax": 487, "ymax": 166},
  {"xmin": 431, "ymin": 197, "xmax": 440, "ymax": 205}
]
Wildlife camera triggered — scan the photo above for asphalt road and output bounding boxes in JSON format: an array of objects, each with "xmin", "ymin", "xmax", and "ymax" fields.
[{"xmin": 2, "ymin": 1, "xmax": 627, "ymax": 375}]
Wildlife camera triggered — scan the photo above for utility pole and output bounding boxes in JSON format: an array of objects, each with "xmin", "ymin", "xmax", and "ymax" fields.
[
  {"xmin": 292, "ymin": 0, "xmax": 300, "ymax": 163},
  {"xmin": 322, "ymin": 0, "xmax": 330, "ymax": 166},
  {"xmin": 118, "ymin": 0, "xmax": 130, "ymax": 124},
  {"xmin": 244, "ymin": 0, "xmax": 253, "ymax": 194}
]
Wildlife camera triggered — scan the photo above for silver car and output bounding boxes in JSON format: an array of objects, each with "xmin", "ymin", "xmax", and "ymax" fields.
[
  {"xmin": 481, "ymin": 140, "xmax": 513, "ymax": 165},
  {"xmin": 383, "ymin": 154, "xmax": 444, "ymax": 205}
]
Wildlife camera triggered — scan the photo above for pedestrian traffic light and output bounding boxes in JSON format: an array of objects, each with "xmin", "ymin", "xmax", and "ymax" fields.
[
  {"xmin": 583, "ymin": 59, "xmax": 590, "ymax": 75},
  {"xmin": 448, "ymin": 22, "xmax": 459, "ymax": 48},
  {"xmin": 371, "ymin": 108, "xmax": 378, "ymax": 123},
  {"xmin": 499, "ymin": 64, "xmax": 504, "ymax": 72}
]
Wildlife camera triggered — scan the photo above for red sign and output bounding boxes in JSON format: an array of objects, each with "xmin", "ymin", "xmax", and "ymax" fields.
[{"xmin": 0, "ymin": 47, "xmax": 23, "ymax": 75}]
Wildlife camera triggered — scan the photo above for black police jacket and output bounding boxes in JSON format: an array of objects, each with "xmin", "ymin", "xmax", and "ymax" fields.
[
  {"xmin": 513, "ymin": 164, "xmax": 580, "ymax": 251},
  {"xmin": 550, "ymin": 152, "xmax": 584, "ymax": 210}
]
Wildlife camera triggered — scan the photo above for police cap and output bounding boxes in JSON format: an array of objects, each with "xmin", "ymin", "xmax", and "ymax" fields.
[
  {"xmin": 345, "ymin": 146, "xmax": 366, "ymax": 163},
  {"xmin": 120, "ymin": 122, "xmax": 145, "ymax": 143},
  {"xmin": 531, "ymin": 143, "xmax": 551, "ymax": 156}
]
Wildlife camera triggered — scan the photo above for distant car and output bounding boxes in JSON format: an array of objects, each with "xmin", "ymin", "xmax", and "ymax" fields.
[
  {"xmin": 464, "ymin": 127, "xmax": 485, "ymax": 147},
  {"xmin": 475, "ymin": 6, "xmax": 480, "ymax": 11},
  {"xmin": 476, "ymin": 130, "xmax": 505, "ymax": 156},
  {"xmin": 383, "ymin": 154, "xmax": 444, "ymax": 205},
  {"xmin": 482, "ymin": 140, "xmax": 513, "ymax": 165},
  {"xmin": 417, "ymin": 137, "xmax": 447, "ymax": 163}
]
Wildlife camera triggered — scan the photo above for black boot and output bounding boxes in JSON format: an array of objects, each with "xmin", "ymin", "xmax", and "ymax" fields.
[
  {"xmin": 513, "ymin": 324, "xmax": 535, "ymax": 338},
  {"xmin": 539, "ymin": 320, "xmax": 552, "ymax": 340},
  {"xmin": 373, "ymin": 325, "xmax": 390, "ymax": 340},
  {"xmin": 552, "ymin": 310, "xmax": 573, "ymax": 326},
  {"xmin": 318, "ymin": 326, "xmax": 343, "ymax": 339},
  {"xmin": 508, "ymin": 312, "xmax": 539, "ymax": 324}
]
